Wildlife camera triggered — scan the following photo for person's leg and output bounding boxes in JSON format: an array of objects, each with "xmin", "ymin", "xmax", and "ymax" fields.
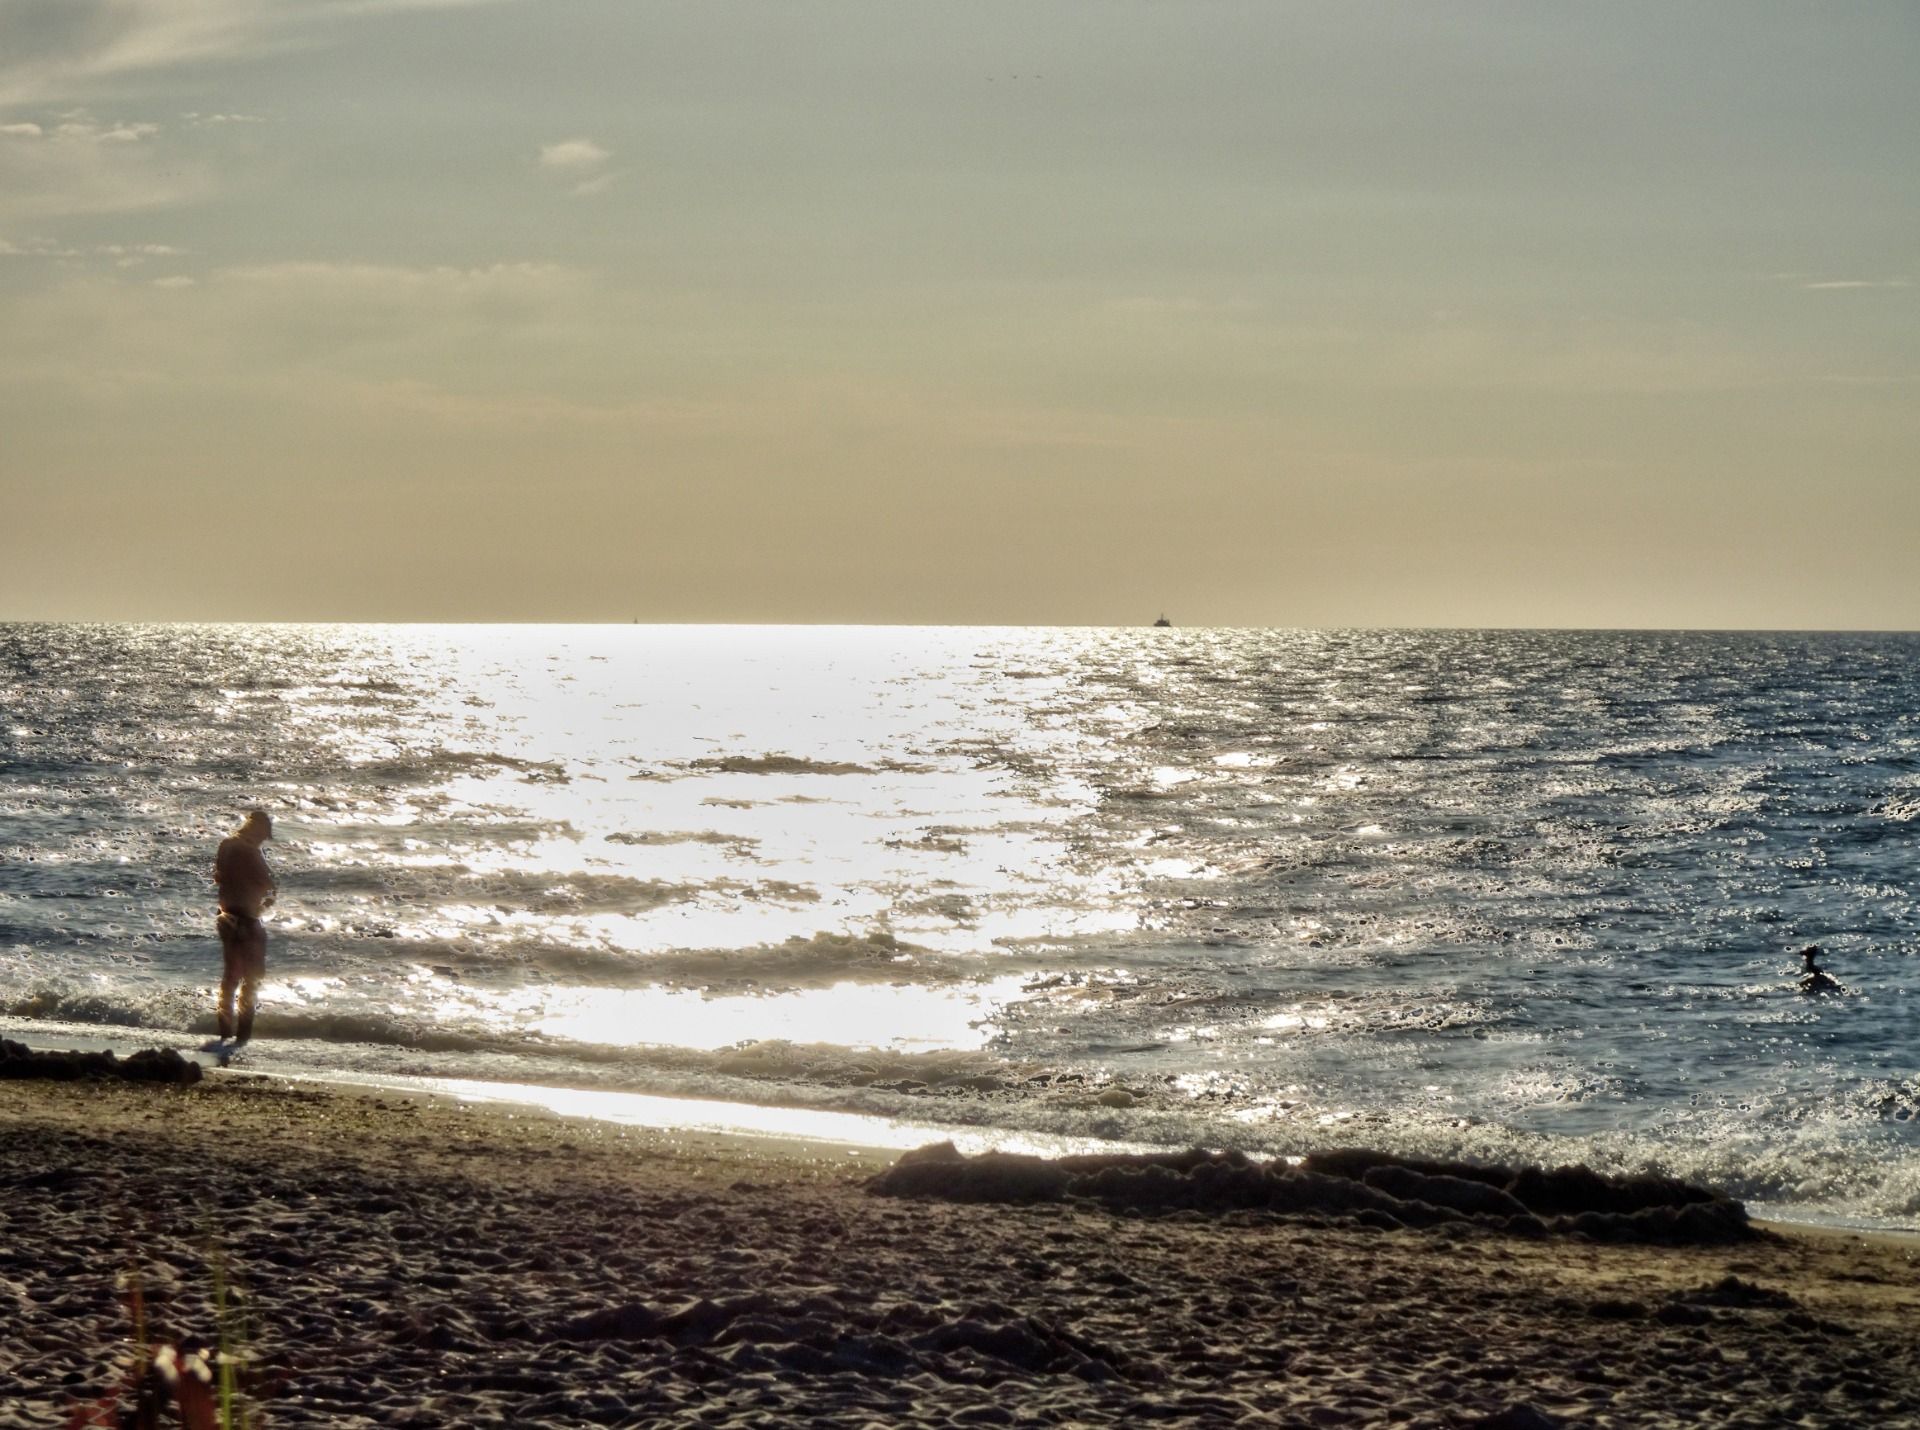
[
  {"xmin": 217, "ymin": 916, "xmax": 243, "ymax": 1040},
  {"xmin": 233, "ymin": 924, "xmax": 266, "ymax": 1044}
]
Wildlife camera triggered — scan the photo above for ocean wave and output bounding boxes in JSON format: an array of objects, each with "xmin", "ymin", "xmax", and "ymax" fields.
[
  {"xmin": 4, "ymin": 985, "xmax": 224, "ymax": 1037},
  {"xmin": 699, "ymin": 1039, "xmax": 1009, "ymax": 1087},
  {"xmin": 348, "ymin": 750, "xmax": 570, "ymax": 784},
  {"xmin": 295, "ymin": 865, "xmax": 705, "ymax": 916},
  {"xmin": 627, "ymin": 930, "xmax": 954, "ymax": 991},
  {"xmin": 607, "ymin": 829, "xmax": 760, "ymax": 850},
  {"xmin": 3, "ymin": 986, "xmax": 546, "ymax": 1054},
  {"xmin": 422, "ymin": 927, "xmax": 1004, "ymax": 991},
  {"xmin": 212, "ymin": 918, "xmax": 1010, "ymax": 993},
  {"xmin": 657, "ymin": 751, "xmax": 945, "ymax": 780},
  {"xmin": 289, "ymin": 928, "xmax": 929, "ymax": 988},
  {"xmin": 884, "ymin": 830, "xmax": 968, "ymax": 853},
  {"xmin": 308, "ymin": 912, "xmax": 935, "ymax": 989},
  {"xmin": 7, "ymin": 996, "xmax": 1920, "ymax": 1225},
  {"xmin": 0, "ymin": 990, "xmax": 1020, "ymax": 1092},
  {"xmin": 685, "ymin": 754, "xmax": 882, "ymax": 776}
]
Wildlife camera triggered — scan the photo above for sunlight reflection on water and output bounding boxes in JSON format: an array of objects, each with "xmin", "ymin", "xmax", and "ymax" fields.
[
  {"xmin": 519, "ymin": 977, "xmax": 1024, "ymax": 1053},
  {"xmin": 7, "ymin": 623, "xmax": 1920, "ymax": 1225}
]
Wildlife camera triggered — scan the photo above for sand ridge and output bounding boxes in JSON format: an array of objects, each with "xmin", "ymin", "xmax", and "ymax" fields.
[{"xmin": 3, "ymin": 1076, "xmax": 1918, "ymax": 1427}]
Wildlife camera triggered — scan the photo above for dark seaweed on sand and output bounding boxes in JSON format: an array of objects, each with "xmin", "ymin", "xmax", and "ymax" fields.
[
  {"xmin": 0, "ymin": 1039, "xmax": 202, "ymax": 1084},
  {"xmin": 867, "ymin": 1143, "xmax": 1755, "ymax": 1245}
]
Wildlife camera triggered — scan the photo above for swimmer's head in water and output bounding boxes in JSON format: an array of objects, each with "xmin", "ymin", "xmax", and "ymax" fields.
[{"xmin": 239, "ymin": 808, "xmax": 273, "ymax": 841}]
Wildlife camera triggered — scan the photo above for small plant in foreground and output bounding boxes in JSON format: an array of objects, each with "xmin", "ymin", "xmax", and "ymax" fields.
[{"xmin": 65, "ymin": 1253, "xmax": 267, "ymax": 1430}]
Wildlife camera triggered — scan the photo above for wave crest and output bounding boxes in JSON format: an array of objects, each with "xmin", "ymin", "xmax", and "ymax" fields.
[
  {"xmin": 682, "ymin": 753, "xmax": 931, "ymax": 777},
  {"xmin": 637, "ymin": 930, "xmax": 942, "ymax": 991}
]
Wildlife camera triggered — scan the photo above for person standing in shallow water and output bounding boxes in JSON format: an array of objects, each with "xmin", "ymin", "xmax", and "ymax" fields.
[{"xmin": 213, "ymin": 808, "xmax": 276, "ymax": 1044}]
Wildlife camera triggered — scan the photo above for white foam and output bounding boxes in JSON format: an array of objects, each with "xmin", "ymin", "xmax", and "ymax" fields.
[{"xmin": 286, "ymin": 1068, "xmax": 1162, "ymax": 1160}]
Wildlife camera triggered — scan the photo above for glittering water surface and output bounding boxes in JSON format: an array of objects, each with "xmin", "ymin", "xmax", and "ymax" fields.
[{"xmin": 3, "ymin": 624, "xmax": 1918, "ymax": 1226}]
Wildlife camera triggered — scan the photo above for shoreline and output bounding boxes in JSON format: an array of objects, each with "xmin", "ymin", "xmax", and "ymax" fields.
[
  {"xmin": 6, "ymin": 1019, "xmax": 1916, "ymax": 1241},
  {"xmin": 5, "ymin": 1074, "xmax": 1919, "ymax": 1426}
]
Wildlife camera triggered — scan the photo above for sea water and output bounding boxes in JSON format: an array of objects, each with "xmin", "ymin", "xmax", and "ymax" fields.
[{"xmin": 2, "ymin": 623, "xmax": 1917, "ymax": 1227}]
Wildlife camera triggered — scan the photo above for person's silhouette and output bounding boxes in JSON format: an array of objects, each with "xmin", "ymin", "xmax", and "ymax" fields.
[
  {"xmin": 213, "ymin": 809, "xmax": 276, "ymax": 1043},
  {"xmin": 1798, "ymin": 944, "xmax": 1841, "ymax": 995}
]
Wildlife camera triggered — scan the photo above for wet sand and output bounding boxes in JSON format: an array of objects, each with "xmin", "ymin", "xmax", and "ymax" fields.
[{"xmin": 4, "ymin": 1073, "xmax": 1919, "ymax": 1428}]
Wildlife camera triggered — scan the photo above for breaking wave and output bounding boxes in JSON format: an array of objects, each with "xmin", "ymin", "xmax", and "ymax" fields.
[{"xmin": 681, "ymin": 753, "xmax": 930, "ymax": 777}]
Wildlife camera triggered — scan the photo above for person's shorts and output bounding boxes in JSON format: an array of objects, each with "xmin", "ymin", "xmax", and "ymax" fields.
[{"xmin": 217, "ymin": 910, "xmax": 264, "ymax": 944}]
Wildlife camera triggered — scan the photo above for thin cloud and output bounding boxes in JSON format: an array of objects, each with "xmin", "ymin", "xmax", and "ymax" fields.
[
  {"xmin": 84, "ymin": 122, "xmax": 161, "ymax": 143},
  {"xmin": 22, "ymin": 114, "xmax": 166, "ymax": 144},
  {"xmin": 539, "ymin": 138, "xmax": 616, "ymax": 196},
  {"xmin": 539, "ymin": 138, "xmax": 610, "ymax": 171},
  {"xmin": 0, "ymin": 238, "xmax": 183, "ymax": 262},
  {"xmin": 0, "ymin": 114, "xmax": 209, "ymax": 221},
  {"xmin": 218, "ymin": 259, "xmax": 582, "ymax": 322},
  {"xmin": 1802, "ymin": 279, "xmax": 1912, "ymax": 291},
  {"xmin": 225, "ymin": 258, "xmax": 572, "ymax": 286},
  {"xmin": 0, "ymin": 0, "xmax": 512, "ymax": 108},
  {"xmin": 99, "ymin": 242, "xmax": 187, "ymax": 268},
  {"xmin": 3, "ymin": 258, "xmax": 597, "ymax": 414}
]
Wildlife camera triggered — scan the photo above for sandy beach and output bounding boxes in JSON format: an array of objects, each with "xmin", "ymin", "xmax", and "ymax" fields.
[{"xmin": 3, "ymin": 1072, "xmax": 1918, "ymax": 1429}]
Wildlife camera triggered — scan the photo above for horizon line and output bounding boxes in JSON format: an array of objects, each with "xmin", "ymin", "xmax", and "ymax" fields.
[{"xmin": 4, "ymin": 618, "xmax": 1919, "ymax": 636}]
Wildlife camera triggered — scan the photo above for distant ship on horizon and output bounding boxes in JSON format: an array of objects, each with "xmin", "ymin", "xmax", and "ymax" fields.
[{"xmin": 1152, "ymin": 614, "xmax": 1172, "ymax": 628}]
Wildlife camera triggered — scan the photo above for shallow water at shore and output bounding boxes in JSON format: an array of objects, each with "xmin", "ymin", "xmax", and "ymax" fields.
[{"xmin": 4, "ymin": 623, "xmax": 1919, "ymax": 1226}]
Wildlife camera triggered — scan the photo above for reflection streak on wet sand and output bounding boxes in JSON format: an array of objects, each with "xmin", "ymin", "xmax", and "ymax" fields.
[{"xmin": 266, "ymin": 1065, "xmax": 1168, "ymax": 1160}]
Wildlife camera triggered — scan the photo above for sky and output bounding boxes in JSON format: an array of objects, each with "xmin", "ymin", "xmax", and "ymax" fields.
[{"xmin": 1, "ymin": 1, "xmax": 1915, "ymax": 626}]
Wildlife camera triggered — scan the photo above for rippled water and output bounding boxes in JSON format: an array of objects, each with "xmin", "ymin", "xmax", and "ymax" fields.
[{"xmin": 3, "ymin": 623, "xmax": 1918, "ymax": 1226}]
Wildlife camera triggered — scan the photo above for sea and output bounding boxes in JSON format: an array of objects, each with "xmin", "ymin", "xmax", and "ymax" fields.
[{"xmin": 3, "ymin": 623, "xmax": 1917, "ymax": 1229}]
